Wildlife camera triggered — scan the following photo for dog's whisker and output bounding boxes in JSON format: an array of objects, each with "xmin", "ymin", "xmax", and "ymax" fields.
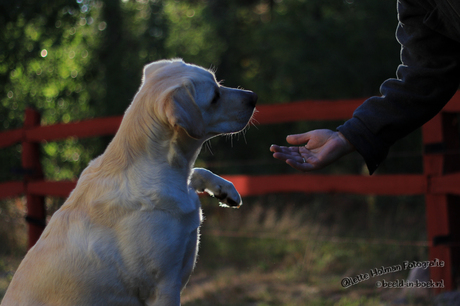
[
  {"xmin": 209, "ymin": 64, "xmax": 217, "ymax": 74},
  {"xmin": 243, "ymin": 128, "xmax": 249, "ymax": 144},
  {"xmin": 249, "ymin": 111, "xmax": 260, "ymax": 129},
  {"xmin": 205, "ymin": 140, "xmax": 214, "ymax": 155}
]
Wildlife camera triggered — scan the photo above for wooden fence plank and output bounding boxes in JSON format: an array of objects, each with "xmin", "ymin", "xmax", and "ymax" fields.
[
  {"xmin": 253, "ymin": 98, "xmax": 365, "ymax": 124},
  {"xmin": 26, "ymin": 116, "xmax": 122, "ymax": 143},
  {"xmin": 443, "ymin": 91, "xmax": 460, "ymax": 113},
  {"xmin": 10, "ymin": 174, "xmax": 426, "ymax": 201},
  {"xmin": 422, "ymin": 110, "xmax": 460, "ymax": 292},
  {"xmin": 223, "ymin": 174, "xmax": 426, "ymax": 196},
  {"xmin": 0, "ymin": 181, "xmax": 24, "ymax": 198},
  {"xmin": 1, "ymin": 93, "xmax": 458, "ymax": 146},
  {"xmin": 431, "ymin": 172, "xmax": 460, "ymax": 195},
  {"xmin": 27, "ymin": 181, "xmax": 77, "ymax": 198},
  {"xmin": 0, "ymin": 129, "xmax": 23, "ymax": 148},
  {"xmin": 22, "ymin": 108, "xmax": 46, "ymax": 249}
]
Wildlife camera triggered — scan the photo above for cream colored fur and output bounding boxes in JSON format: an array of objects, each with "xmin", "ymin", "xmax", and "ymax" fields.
[{"xmin": 1, "ymin": 59, "xmax": 257, "ymax": 306}]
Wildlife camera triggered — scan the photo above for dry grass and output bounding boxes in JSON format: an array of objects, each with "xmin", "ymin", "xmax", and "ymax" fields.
[
  {"xmin": 180, "ymin": 194, "xmax": 432, "ymax": 305},
  {"xmin": 0, "ymin": 193, "xmax": 433, "ymax": 305},
  {"xmin": 0, "ymin": 198, "xmax": 27, "ymax": 299},
  {"xmin": 182, "ymin": 268, "xmax": 322, "ymax": 305},
  {"xmin": 0, "ymin": 198, "xmax": 27, "ymax": 255}
]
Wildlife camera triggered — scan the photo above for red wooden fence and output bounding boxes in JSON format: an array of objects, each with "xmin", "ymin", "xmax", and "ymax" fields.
[{"xmin": 2, "ymin": 93, "xmax": 460, "ymax": 293}]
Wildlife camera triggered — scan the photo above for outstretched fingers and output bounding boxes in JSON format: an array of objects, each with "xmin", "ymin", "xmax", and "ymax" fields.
[
  {"xmin": 270, "ymin": 145, "xmax": 301, "ymax": 161},
  {"xmin": 270, "ymin": 145, "xmax": 317, "ymax": 171},
  {"xmin": 286, "ymin": 132, "xmax": 312, "ymax": 145},
  {"xmin": 271, "ymin": 130, "xmax": 355, "ymax": 172},
  {"xmin": 285, "ymin": 157, "xmax": 316, "ymax": 172}
]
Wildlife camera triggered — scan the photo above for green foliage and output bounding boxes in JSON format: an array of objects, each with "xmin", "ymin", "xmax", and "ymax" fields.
[
  {"xmin": 0, "ymin": 0, "xmax": 170, "ymax": 180},
  {"xmin": 1, "ymin": 0, "xmax": 402, "ymax": 181},
  {"xmin": 164, "ymin": 1, "xmax": 226, "ymax": 66},
  {"xmin": 195, "ymin": 0, "xmax": 399, "ymax": 104}
]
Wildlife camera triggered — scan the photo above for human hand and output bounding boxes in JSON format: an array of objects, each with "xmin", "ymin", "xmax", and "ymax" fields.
[{"xmin": 270, "ymin": 129, "xmax": 355, "ymax": 172}]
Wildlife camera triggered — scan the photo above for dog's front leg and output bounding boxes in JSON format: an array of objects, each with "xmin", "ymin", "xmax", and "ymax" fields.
[
  {"xmin": 189, "ymin": 168, "xmax": 242, "ymax": 207},
  {"xmin": 145, "ymin": 283, "xmax": 181, "ymax": 306}
]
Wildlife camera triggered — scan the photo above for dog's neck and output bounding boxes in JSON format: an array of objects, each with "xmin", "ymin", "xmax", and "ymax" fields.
[
  {"xmin": 165, "ymin": 128, "xmax": 203, "ymax": 172},
  {"xmin": 100, "ymin": 124, "xmax": 204, "ymax": 184},
  {"xmin": 73, "ymin": 126, "xmax": 204, "ymax": 212}
]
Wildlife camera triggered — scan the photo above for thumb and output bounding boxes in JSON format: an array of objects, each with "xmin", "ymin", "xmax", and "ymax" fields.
[{"xmin": 286, "ymin": 132, "xmax": 312, "ymax": 145}]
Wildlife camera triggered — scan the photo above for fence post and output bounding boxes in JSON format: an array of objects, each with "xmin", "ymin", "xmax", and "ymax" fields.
[
  {"xmin": 423, "ymin": 112, "xmax": 460, "ymax": 293},
  {"xmin": 22, "ymin": 108, "xmax": 46, "ymax": 249}
]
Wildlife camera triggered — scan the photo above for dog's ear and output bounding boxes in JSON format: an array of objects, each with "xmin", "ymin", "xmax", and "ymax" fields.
[{"xmin": 165, "ymin": 83, "xmax": 205, "ymax": 139}]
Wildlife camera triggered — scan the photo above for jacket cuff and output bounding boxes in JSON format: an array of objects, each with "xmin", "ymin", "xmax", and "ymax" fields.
[{"xmin": 337, "ymin": 118, "xmax": 390, "ymax": 175}]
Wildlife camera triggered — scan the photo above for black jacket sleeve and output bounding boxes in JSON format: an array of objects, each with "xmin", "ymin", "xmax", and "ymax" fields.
[{"xmin": 337, "ymin": 0, "xmax": 460, "ymax": 174}]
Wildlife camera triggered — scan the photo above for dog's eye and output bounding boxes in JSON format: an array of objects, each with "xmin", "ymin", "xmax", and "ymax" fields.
[{"xmin": 211, "ymin": 91, "xmax": 220, "ymax": 104}]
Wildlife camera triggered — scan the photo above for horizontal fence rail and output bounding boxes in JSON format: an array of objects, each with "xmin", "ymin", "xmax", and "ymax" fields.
[
  {"xmin": 2, "ymin": 93, "xmax": 460, "ymax": 146},
  {"xmin": 0, "ymin": 174, "xmax": 429, "ymax": 199}
]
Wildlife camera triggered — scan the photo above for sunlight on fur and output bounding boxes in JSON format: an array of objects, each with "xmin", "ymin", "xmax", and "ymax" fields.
[{"xmin": 1, "ymin": 59, "xmax": 257, "ymax": 306}]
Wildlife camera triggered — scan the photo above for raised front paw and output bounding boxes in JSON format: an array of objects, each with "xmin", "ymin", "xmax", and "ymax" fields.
[
  {"xmin": 209, "ymin": 181, "xmax": 242, "ymax": 208},
  {"xmin": 190, "ymin": 168, "xmax": 243, "ymax": 208}
]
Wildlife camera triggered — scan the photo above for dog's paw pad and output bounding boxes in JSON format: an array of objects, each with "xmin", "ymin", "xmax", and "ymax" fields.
[
  {"xmin": 218, "ymin": 201, "xmax": 242, "ymax": 209},
  {"xmin": 215, "ymin": 190, "xmax": 242, "ymax": 208}
]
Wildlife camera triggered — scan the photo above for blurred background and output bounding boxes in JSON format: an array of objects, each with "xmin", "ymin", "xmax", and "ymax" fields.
[{"xmin": 0, "ymin": 0, "xmax": 430, "ymax": 304}]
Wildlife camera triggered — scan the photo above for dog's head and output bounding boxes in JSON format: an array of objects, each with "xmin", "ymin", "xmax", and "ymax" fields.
[{"xmin": 138, "ymin": 59, "xmax": 257, "ymax": 141}]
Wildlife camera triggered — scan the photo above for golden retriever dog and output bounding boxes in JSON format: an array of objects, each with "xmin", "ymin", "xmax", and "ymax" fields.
[{"xmin": 1, "ymin": 59, "xmax": 257, "ymax": 306}]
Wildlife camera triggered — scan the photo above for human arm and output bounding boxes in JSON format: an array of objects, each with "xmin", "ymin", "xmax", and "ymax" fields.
[
  {"xmin": 271, "ymin": 1, "xmax": 460, "ymax": 174},
  {"xmin": 337, "ymin": 0, "xmax": 460, "ymax": 174}
]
